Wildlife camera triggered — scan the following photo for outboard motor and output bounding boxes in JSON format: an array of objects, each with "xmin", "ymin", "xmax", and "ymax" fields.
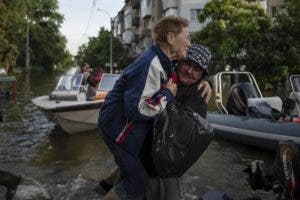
[
  {"xmin": 274, "ymin": 141, "xmax": 300, "ymax": 199},
  {"xmin": 226, "ymin": 82, "xmax": 259, "ymax": 115},
  {"xmin": 244, "ymin": 141, "xmax": 300, "ymax": 200}
]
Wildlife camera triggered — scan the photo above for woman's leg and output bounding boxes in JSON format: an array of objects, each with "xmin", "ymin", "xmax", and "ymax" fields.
[
  {"xmin": 102, "ymin": 135, "xmax": 149, "ymax": 200},
  {"xmin": 104, "ymin": 166, "xmax": 120, "ymax": 185},
  {"xmin": 94, "ymin": 167, "xmax": 120, "ymax": 196}
]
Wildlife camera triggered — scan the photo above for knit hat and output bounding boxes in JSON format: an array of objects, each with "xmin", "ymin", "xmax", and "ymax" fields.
[{"xmin": 186, "ymin": 44, "xmax": 211, "ymax": 74}]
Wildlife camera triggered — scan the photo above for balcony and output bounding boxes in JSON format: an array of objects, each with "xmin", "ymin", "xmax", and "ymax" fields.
[
  {"xmin": 162, "ymin": 0, "xmax": 178, "ymax": 11},
  {"xmin": 141, "ymin": 0, "xmax": 152, "ymax": 18},
  {"xmin": 141, "ymin": 7, "xmax": 151, "ymax": 18},
  {"xmin": 122, "ymin": 30, "xmax": 134, "ymax": 44}
]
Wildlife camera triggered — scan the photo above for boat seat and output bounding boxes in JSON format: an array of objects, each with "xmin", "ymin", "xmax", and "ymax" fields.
[
  {"xmin": 248, "ymin": 97, "xmax": 283, "ymax": 112},
  {"xmin": 226, "ymin": 82, "xmax": 259, "ymax": 116}
]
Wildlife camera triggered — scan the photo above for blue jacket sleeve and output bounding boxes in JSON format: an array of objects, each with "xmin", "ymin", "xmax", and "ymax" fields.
[{"xmin": 123, "ymin": 62, "xmax": 174, "ymax": 122}]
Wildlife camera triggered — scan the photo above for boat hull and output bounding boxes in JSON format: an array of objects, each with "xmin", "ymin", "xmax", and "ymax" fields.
[
  {"xmin": 53, "ymin": 108, "xmax": 100, "ymax": 134},
  {"xmin": 32, "ymin": 95, "xmax": 103, "ymax": 134},
  {"xmin": 207, "ymin": 113, "xmax": 300, "ymax": 150}
]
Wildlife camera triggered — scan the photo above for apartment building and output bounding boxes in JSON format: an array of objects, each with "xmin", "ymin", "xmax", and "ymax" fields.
[
  {"xmin": 113, "ymin": 0, "xmax": 283, "ymax": 58},
  {"xmin": 112, "ymin": 0, "xmax": 210, "ymax": 58}
]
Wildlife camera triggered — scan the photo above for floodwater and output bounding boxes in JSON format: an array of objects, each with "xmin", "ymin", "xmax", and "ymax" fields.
[{"xmin": 0, "ymin": 70, "xmax": 276, "ymax": 199}]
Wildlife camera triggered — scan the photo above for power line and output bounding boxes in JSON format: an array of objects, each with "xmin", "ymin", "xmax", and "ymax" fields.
[{"xmin": 82, "ymin": 0, "xmax": 97, "ymax": 37}]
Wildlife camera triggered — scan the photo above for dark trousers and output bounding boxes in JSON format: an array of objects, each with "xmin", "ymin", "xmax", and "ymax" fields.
[{"xmin": 101, "ymin": 133, "xmax": 149, "ymax": 200}]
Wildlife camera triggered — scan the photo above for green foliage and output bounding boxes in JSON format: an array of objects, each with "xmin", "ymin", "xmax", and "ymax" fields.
[
  {"xmin": 270, "ymin": 0, "xmax": 300, "ymax": 77},
  {"xmin": 0, "ymin": 0, "xmax": 72, "ymax": 72},
  {"xmin": 192, "ymin": 0, "xmax": 300, "ymax": 89},
  {"xmin": 193, "ymin": 0, "xmax": 271, "ymax": 73},
  {"xmin": 75, "ymin": 27, "xmax": 129, "ymax": 71}
]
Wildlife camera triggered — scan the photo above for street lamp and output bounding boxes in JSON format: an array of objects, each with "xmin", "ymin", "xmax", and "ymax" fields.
[{"xmin": 97, "ymin": 8, "xmax": 113, "ymax": 74}]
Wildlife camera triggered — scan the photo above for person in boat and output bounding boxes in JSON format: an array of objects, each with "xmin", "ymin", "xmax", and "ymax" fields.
[
  {"xmin": 86, "ymin": 67, "xmax": 105, "ymax": 101},
  {"xmin": 96, "ymin": 43, "xmax": 212, "ymax": 200},
  {"xmin": 75, "ymin": 62, "xmax": 92, "ymax": 86},
  {"xmin": 98, "ymin": 16, "xmax": 191, "ymax": 200}
]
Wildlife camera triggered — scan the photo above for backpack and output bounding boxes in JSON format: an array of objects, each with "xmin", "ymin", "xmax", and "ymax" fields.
[{"xmin": 87, "ymin": 68, "xmax": 104, "ymax": 87}]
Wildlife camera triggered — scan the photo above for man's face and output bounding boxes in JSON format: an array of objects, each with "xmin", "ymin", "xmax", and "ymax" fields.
[
  {"xmin": 178, "ymin": 61, "xmax": 204, "ymax": 85},
  {"xmin": 171, "ymin": 27, "xmax": 191, "ymax": 60}
]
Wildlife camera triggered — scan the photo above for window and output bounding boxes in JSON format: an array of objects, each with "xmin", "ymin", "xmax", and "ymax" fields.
[
  {"xmin": 191, "ymin": 9, "xmax": 202, "ymax": 21},
  {"xmin": 271, "ymin": 6, "xmax": 278, "ymax": 18},
  {"xmin": 141, "ymin": 0, "xmax": 151, "ymax": 9},
  {"xmin": 124, "ymin": 14, "xmax": 132, "ymax": 29},
  {"xmin": 144, "ymin": 18, "xmax": 150, "ymax": 29}
]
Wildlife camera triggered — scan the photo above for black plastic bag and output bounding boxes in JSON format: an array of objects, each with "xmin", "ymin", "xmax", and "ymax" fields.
[
  {"xmin": 152, "ymin": 102, "xmax": 214, "ymax": 178},
  {"xmin": 246, "ymin": 101, "xmax": 281, "ymax": 121}
]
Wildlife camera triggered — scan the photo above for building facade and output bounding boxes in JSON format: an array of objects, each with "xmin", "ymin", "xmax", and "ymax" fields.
[{"xmin": 113, "ymin": 0, "xmax": 283, "ymax": 59}]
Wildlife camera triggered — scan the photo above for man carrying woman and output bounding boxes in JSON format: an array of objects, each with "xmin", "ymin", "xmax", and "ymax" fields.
[{"xmin": 98, "ymin": 15, "xmax": 212, "ymax": 200}]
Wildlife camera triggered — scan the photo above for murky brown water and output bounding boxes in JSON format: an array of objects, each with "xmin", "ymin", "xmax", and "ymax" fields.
[{"xmin": 0, "ymin": 70, "xmax": 275, "ymax": 199}]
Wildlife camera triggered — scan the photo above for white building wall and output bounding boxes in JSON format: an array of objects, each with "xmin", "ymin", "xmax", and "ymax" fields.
[
  {"xmin": 124, "ymin": 7, "xmax": 133, "ymax": 30},
  {"xmin": 178, "ymin": 0, "xmax": 210, "ymax": 33},
  {"xmin": 164, "ymin": 8, "xmax": 178, "ymax": 16},
  {"xmin": 162, "ymin": 0, "xmax": 178, "ymax": 11},
  {"xmin": 141, "ymin": 0, "xmax": 152, "ymax": 18}
]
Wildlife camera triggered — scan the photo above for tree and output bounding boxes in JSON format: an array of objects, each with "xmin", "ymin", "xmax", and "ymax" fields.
[
  {"xmin": 192, "ymin": 0, "xmax": 271, "ymax": 73},
  {"xmin": 75, "ymin": 27, "xmax": 129, "ymax": 71},
  {"xmin": 23, "ymin": 0, "xmax": 72, "ymax": 70},
  {"xmin": 0, "ymin": 0, "xmax": 72, "ymax": 72},
  {"xmin": 192, "ymin": 0, "xmax": 300, "ymax": 89},
  {"xmin": 0, "ymin": 0, "xmax": 26, "ymax": 72},
  {"xmin": 270, "ymin": 0, "xmax": 300, "ymax": 79}
]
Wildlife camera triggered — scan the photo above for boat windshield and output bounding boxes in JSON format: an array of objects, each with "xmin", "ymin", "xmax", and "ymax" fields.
[
  {"xmin": 290, "ymin": 75, "xmax": 300, "ymax": 92},
  {"xmin": 55, "ymin": 74, "xmax": 84, "ymax": 91},
  {"xmin": 98, "ymin": 73, "xmax": 121, "ymax": 91}
]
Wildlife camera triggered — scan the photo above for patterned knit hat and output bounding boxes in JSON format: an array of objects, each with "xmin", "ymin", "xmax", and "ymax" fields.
[{"xmin": 186, "ymin": 44, "xmax": 211, "ymax": 74}]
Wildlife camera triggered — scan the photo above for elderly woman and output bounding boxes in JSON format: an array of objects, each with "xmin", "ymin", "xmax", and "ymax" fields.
[{"xmin": 98, "ymin": 16, "xmax": 191, "ymax": 200}]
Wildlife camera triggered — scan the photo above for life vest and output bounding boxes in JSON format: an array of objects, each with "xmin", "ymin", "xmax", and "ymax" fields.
[{"xmin": 87, "ymin": 68, "xmax": 104, "ymax": 87}]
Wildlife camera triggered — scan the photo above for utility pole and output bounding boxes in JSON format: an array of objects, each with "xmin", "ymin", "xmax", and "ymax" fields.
[
  {"xmin": 26, "ymin": 15, "xmax": 30, "ymax": 72},
  {"xmin": 109, "ymin": 18, "xmax": 113, "ymax": 74},
  {"xmin": 97, "ymin": 9, "xmax": 113, "ymax": 74}
]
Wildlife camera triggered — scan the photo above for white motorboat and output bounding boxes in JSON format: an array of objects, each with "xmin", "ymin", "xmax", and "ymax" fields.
[{"xmin": 32, "ymin": 73, "xmax": 120, "ymax": 134}]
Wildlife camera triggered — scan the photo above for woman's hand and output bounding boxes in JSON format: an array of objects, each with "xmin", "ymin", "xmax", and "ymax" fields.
[{"xmin": 166, "ymin": 78, "xmax": 177, "ymax": 97}]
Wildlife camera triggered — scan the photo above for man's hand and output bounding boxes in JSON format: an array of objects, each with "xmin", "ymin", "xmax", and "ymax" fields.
[
  {"xmin": 166, "ymin": 78, "xmax": 177, "ymax": 97},
  {"xmin": 197, "ymin": 80, "xmax": 212, "ymax": 103}
]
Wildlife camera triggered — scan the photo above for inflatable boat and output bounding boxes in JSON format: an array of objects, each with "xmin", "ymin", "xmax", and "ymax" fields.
[{"xmin": 207, "ymin": 72, "xmax": 300, "ymax": 150}]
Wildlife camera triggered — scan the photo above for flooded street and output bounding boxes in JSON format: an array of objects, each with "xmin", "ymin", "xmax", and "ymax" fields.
[{"xmin": 0, "ymin": 70, "xmax": 275, "ymax": 199}]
